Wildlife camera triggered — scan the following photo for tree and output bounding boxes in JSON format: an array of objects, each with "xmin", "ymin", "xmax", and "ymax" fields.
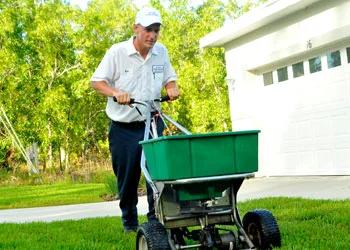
[
  {"xmin": 21, "ymin": 1, "xmax": 81, "ymax": 170},
  {"xmin": 0, "ymin": 0, "xmax": 267, "ymax": 172},
  {"xmin": 0, "ymin": 0, "xmax": 38, "ymax": 171},
  {"xmin": 150, "ymin": 0, "xmax": 231, "ymax": 133},
  {"xmin": 74, "ymin": 0, "xmax": 136, "ymax": 169}
]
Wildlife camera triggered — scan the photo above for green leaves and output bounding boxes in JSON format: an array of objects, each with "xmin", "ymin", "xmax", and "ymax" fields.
[
  {"xmin": 158, "ymin": 0, "xmax": 230, "ymax": 133},
  {"xmin": 0, "ymin": 0, "xmax": 264, "ymax": 170}
]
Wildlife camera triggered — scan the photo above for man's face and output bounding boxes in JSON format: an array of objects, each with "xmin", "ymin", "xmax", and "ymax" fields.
[{"xmin": 134, "ymin": 23, "xmax": 161, "ymax": 49}]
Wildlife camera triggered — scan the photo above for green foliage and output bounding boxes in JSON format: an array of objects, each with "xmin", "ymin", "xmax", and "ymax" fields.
[
  {"xmin": 0, "ymin": 136, "xmax": 18, "ymax": 171},
  {"xmin": 0, "ymin": 140, "xmax": 9, "ymax": 167},
  {"xmin": 103, "ymin": 172, "xmax": 118, "ymax": 195},
  {"xmin": 156, "ymin": 0, "xmax": 232, "ymax": 133},
  {"xmin": 0, "ymin": 0, "xmax": 265, "ymax": 172}
]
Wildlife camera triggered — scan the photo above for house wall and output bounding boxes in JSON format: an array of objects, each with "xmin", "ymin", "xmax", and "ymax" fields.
[{"xmin": 225, "ymin": 0, "xmax": 350, "ymax": 176}]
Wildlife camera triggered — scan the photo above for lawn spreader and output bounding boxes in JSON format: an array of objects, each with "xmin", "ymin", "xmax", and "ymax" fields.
[{"xmin": 121, "ymin": 96, "xmax": 281, "ymax": 250}]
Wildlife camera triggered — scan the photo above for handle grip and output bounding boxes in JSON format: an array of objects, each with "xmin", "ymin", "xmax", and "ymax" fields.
[
  {"xmin": 112, "ymin": 96, "xmax": 170, "ymax": 103},
  {"xmin": 113, "ymin": 97, "xmax": 135, "ymax": 104},
  {"xmin": 158, "ymin": 95, "xmax": 171, "ymax": 102}
]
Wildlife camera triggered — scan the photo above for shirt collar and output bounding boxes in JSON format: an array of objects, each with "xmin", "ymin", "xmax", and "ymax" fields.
[{"xmin": 127, "ymin": 36, "xmax": 159, "ymax": 56}]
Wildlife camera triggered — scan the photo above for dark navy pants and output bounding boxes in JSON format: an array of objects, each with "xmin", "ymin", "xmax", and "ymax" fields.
[{"xmin": 108, "ymin": 119, "xmax": 164, "ymax": 230}]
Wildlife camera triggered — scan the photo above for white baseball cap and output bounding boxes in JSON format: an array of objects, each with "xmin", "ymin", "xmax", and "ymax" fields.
[{"xmin": 135, "ymin": 7, "xmax": 162, "ymax": 27}]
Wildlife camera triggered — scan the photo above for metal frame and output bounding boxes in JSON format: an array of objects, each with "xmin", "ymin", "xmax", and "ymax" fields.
[{"xmin": 135, "ymin": 100, "xmax": 256, "ymax": 249}]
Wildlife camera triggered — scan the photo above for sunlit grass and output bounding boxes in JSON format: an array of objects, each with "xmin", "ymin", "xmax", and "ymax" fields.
[
  {"xmin": 0, "ymin": 197, "xmax": 349, "ymax": 249},
  {"xmin": 239, "ymin": 197, "xmax": 350, "ymax": 249},
  {"xmin": 0, "ymin": 184, "xmax": 107, "ymax": 209}
]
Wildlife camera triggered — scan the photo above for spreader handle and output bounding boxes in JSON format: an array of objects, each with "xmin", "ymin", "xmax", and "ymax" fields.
[
  {"xmin": 158, "ymin": 95, "xmax": 171, "ymax": 102},
  {"xmin": 113, "ymin": 96, "xmax": 170, "ymax": 104},
  {"xmin": 113, "ymin": 97, "xmax": 135, "ymax": 104}
]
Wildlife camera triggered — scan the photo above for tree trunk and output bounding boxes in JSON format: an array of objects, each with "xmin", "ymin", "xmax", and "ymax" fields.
[{"xmin": 47, "ymin": 119, "xmax": 53, "ymax": 169}]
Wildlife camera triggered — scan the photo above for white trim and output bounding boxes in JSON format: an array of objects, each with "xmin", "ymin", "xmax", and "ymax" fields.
[
  {"xmin": 200, "ymin": 0, "xmax": 322, "ymax": 48},
  {"xmin": 246, "ymin": 25, "xmax": 350, "ymax": 74}
]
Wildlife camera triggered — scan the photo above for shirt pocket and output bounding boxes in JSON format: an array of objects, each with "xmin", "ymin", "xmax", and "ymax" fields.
[{"xmin": 118, "ymin": 69, "xmax": 137, "ymax": 91}]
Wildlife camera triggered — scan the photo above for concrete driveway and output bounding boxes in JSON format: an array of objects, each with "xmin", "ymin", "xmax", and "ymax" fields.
[{"xmin": 0, "ymin": 176, "xmax": 349, "ymax": 223}]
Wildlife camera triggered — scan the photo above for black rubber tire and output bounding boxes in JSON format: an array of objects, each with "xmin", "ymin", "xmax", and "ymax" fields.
[
  {"xmin": 136, "ymin": 221, "xmax": 171, "ymax": 250},
  {"xmin": 242, "ymin": 209, "xmax": 281, "ymax": 249}
]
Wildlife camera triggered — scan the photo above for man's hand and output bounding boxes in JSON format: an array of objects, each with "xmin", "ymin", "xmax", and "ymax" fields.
[
  {"xmin": 165, "ymin": 81, "xmax": 180, "ymax": 101},
  {"xmin": 114, "ymin": 91, "xmax": 130, "ymax": 105},
  {"xmin": 166, "ymin": 87, "xmax": 180, "ymax": 101}
]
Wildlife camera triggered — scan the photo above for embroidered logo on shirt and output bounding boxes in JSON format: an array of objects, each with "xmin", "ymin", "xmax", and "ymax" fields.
[{"xmin": 123, "ymin": 69, "xmax": 133, "ymax": 75}]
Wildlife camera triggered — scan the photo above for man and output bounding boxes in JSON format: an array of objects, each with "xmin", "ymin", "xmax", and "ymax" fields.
[{"xmin": 90, "ymin": 7, "xmax": 180, "ymax": 233}]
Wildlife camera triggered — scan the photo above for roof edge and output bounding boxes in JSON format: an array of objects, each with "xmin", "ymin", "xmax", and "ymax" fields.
[{"xmin": 200, "ymin": 0, "xmax": 322, "ymax": 48}]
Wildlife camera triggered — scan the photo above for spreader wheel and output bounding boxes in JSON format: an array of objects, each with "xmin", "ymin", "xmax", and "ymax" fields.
[
  {"xmin": 242, "ymin": 209, "xmax": 281, "ymax": 249},
  {"xmin": 136, "ymin": 221, "xmax": 171, "ymax": 250}
]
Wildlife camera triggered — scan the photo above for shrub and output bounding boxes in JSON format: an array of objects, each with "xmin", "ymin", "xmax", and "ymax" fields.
[
  {"xmin": 104, "ymin": 172, "xmax": 118, "ymax": 195},
  {"xmin": 0, "ymin": 138, "xmax": 13, "ymax": 171}
]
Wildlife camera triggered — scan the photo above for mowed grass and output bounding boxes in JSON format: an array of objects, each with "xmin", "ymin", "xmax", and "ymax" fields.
[
  {"xmin": 0, "ymin": 184, "xmax": 107, "ymax": 209},
  {"xmin": 0, "ymin": 216, "xmax": 134, "ymax": 250},
  {"xmin": 0, "ymin": 197, "xmax": 349, "ymax": 249},
  {"xmin": 240, "ymin": 198, "xmax": 350, "ymax": 249}
]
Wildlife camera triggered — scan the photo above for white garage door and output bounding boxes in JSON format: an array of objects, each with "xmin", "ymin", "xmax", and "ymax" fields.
[
  {"xmin": 259, "ymin": 47, "xmax": 350, "ymax": 176},
  {"xmin": 231, "ymin": 47, "xmax": 350, "ymax": 176}
]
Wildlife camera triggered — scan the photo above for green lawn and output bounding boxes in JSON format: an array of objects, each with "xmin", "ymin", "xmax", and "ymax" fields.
[
  {"xmin": 0, "ymin": 184, "xmax": 107, "ymax": 209},
  {"xmin": 0, "ymin": 194, "xmax": 349, "ymax": 249}
]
